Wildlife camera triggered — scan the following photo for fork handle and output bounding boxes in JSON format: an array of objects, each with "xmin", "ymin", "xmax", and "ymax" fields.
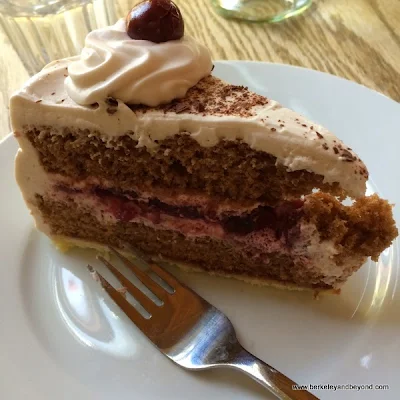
[{"xmin": 229, "ymin": 348, "xmax": 319, "ymax": 400}]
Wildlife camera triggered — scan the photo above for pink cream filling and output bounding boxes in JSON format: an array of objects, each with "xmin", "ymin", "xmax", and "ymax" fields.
[{"xmin": 49, "ymin": 182, "xmax": 304, "ymax": 257}]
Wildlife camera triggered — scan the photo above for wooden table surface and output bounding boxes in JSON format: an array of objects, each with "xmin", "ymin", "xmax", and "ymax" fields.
[{"xmin": 1, "ymin": 0, "xmax": 399, "ymax": 140}]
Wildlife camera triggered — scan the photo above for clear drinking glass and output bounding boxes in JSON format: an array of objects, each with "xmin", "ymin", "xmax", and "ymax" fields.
[
  {"xmin": 211, "ymin": 0, "xmax": 313, "ymax": 23},
  {"xmin": 0, "ymin": 0, "xmax": 131, "ymax": 75}
]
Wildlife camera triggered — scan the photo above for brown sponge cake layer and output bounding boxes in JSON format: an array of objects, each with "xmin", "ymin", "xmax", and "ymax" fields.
[
  {"xmin": 304, "ymin": 193, "xmax": 398, "ymax": 262},
  {"xmin": 36, "ymin": 194, "xmax": 336, "ymax": 290},
  {"xmin": 34, "ymin": 191, "xmax": 397, "ymax": 289},
  {"xmin": 26, "ymin": 127, "xmax": 345, "ymax": 204}
]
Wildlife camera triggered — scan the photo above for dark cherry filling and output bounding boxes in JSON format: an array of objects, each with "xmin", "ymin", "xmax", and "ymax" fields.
[
  {"xmin": 56, "ymin": 185, "xmax": 304, "ymax": 237},
  {"xmin": 148, "ymin": 197, "xmax": 203, "ymax": 219},
  {"xmin": 221, "ymin": 200, "xmax": 304, "ymax": 236}
]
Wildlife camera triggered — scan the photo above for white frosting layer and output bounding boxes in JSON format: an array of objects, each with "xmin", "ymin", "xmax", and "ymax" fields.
[
  {"xmin": 15, "ymin": 135, "xmax": 52, "ymax": 236},
  {"xmin": 65, "ymin": 19, "xmax": 212, "ymax": 106},
  {"xmin": 11, "ymin": 58, "xmax": 367, "ymax": 198}
]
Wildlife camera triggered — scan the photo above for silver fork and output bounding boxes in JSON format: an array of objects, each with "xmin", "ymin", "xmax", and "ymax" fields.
[{"xmin": 88, "ymin": 247, "xmax": 319, "ymax": 400}]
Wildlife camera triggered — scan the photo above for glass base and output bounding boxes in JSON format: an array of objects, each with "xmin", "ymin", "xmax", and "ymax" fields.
[
  {"xmin": 0, "ymin": 0, "xmax": 129, "ymax": 75},
  {"xmin": 211, "ymin": 0, "xmax": 313, "ymax": 23}
]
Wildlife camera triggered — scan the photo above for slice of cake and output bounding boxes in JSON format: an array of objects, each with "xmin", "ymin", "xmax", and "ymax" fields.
[{"xmin": 11, "ymin": 1, "xmax": 397, "ymax": 292}]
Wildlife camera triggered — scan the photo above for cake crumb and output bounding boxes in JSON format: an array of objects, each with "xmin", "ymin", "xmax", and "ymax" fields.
[
  {"xmin": 117, "ymin": 287, "xmax": 128, "ymax": 297},
  {"xmin": 87, "ymin": 264, "xmax": 100, "ymax": 282},
  {"xmin": 304, "ymin": 192, "xmax": 398, "ymax": 262}
]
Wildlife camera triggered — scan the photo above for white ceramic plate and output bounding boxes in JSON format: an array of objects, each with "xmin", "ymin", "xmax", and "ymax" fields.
[{"xmin": 1, "ymin": 61, "xmax": 399, "ymax": 400}]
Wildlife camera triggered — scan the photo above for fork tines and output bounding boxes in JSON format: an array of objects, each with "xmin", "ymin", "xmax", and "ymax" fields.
[{"xmin": 87, "ymin": 247, "xmax": 180, "ymax": 322}]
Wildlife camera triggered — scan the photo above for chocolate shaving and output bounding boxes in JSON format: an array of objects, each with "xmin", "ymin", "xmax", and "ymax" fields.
[
  {"xmin": 90, "ymin": 103, "xmax": 99, "ymax": 109},
  {"xmin": 107, "ymin": 107, "xmax": 118, "ymax": 115},
  {"xmin": 190, "ymin": 101, "xmax": 205, "ymax": 113},
  {"xmin": 316, "ymin": 132, "xmax": 323, "ymax": 139},
  {"xmin": 271, "ymin": 127, "xmax": 276, "ymax": 132},
  {"xmin": 35, "ymin": 100, "xmax": 42, "ymax": 103},
  {"xmin": 333, "ymin": 147, "xmax": 339, "ymax": 154},
  {"xmin": 163, "ymin": 101, "xmax": 176, "ymax": 113},
  {"xmin": 211, "ymin": 64, "xmax": 215, "ymax": 72},
  {"xmin": 175, "ymin": 104, "xmax": 189, "ymax": 114},
  {"xmin": 51, "ymin": 92, "xmax": 55, "ymax": 95},
  {"xmin": 221, "ymin": 87, "xmax": 232, "ymax": 100},
  {"xmin": 341, "ymin": 149, "xmax": 354, "ymax": 158},
  {"xmin": 340, "ymin": 149, "xmax": 356, "ymax": 162},
  {"xmin": 105, "ymin": 97, "xmax": 118, "ymax": 107},
  {"xmin": 231, "ymin": 85, "xmax": 247, "ymax": 91},
  {"xmin": 122, "ymin": 76, "xmax": 268, "ymax": 118},
  {"xmin": 322, "ymin": 143, "xmax": 329, "ymax": 150}
]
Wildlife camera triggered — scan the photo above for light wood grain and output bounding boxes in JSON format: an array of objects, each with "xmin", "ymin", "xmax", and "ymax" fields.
[{"xmin": 1, "ymin": 0, "xmax": 399, "ymax": 139}]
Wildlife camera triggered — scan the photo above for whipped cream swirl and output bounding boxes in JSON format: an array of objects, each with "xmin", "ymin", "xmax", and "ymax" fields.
[{"xmin": 65, "ymin": 19, "xmax": 213, "ymax": 107}]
